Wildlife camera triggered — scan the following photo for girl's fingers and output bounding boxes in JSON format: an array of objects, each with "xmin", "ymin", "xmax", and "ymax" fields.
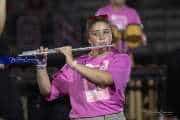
[{"xmin": 40, "ymin": 46, "xmax": 44, "ymax": 53}]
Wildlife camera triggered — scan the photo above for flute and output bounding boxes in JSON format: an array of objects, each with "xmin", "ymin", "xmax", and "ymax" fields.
[{"xmin": 18, "ymin": 44, "xmax": 114, "ymax": 56}]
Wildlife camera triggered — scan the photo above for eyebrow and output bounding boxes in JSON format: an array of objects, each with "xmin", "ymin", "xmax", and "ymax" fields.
[{"xmin": 90, "ymin": 29, "xmax": 111, "ymax": 32}]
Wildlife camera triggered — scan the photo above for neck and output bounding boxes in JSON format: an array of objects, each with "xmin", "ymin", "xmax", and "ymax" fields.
[
  {"xmin": 111, "ymin": 3, "xmax": 124, "ymax": 10},
  {"xmin": 89, "ymin": 49, "xmax": 110, "ymax": 57}
]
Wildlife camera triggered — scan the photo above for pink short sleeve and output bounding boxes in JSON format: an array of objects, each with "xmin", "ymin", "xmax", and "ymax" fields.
[
  {"xmin": 45, "ymin": 64, "xmax": 74, "ymax": 101},
  {"xmin": 127, "ymin": 9, "xmax": 142, "ymax": 25},
  {"xmin": 95, "ymin": 8, "xmax": 107, "ymax": 16}
]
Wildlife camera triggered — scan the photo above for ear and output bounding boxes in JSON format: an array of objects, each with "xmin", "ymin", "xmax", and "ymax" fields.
[
  {"xmin": 87, "ymin": 32, "xmax": 93, "ymax": 45},
  {"xmin": 88, "ymin": 39, "xmax": 93, "ymax": 45}
]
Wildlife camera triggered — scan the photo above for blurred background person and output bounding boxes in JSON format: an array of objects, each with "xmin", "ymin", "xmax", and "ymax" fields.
[
  {"xmin": 95, "ymin": 0, "xmax": 146, "ymax": 66},
  {"xmin": 96, "ymin": 0, "xmax": 142, "ymax": 32},
  {"xmin": 0, "ymin": 0, "xmax": 6, "ymax": 35},
  {"xmin": 0, "ymin": 0, "xmax": 6, "ymax": 59},
  {"xmin": 0, "ymin": 0, "xmax": 23, "ymax": 119}
]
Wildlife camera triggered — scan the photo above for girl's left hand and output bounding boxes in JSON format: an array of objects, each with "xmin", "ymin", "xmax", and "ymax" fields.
[{"xmin": 55, "ymin": 46, "xmax": 75, "ymax": 68}]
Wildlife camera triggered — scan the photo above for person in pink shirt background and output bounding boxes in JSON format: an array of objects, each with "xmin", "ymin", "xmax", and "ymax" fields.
[
  {"xmin": 36, "ymin": 16, "xmax": 131, "ymax": 120},
  {"xmin": 96, "ymin": 0, "xmax": 142, "ymax": 32},
  {"xmin": 96, "ymin": 0, "xmax": 146, "ymax": 66}
]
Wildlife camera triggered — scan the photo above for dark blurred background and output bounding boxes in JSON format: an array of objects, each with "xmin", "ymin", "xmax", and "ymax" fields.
[
  {"xmin": 2, "ymin": 0, "xmax": 180, "ymax": 63},
  {"xmin": 0, "ymin": 0, "xmax": 180, "ymax": 119}
]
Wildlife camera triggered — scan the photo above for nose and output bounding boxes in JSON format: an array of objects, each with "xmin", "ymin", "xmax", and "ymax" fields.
[
  {"xmin": 99, "ymin": 32, "xmax": 105, "ymax": 40},
  {"xmin": 97, "ymin": 39, "xmax": 108, "ymax": 45}
]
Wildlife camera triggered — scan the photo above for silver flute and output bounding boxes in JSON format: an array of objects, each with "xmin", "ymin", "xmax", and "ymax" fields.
[{"xmin": 18, "ymin": 44, "xmax": 114, "ymax": 56}]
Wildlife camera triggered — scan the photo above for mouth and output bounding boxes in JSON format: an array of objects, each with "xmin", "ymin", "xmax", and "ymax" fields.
[{"xmin": 96, "ymin": 41, "xmax": 111, "ymax": 46}]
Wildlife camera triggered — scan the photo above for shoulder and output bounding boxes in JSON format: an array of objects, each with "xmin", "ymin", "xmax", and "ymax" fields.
[
  {"xmin": 107, "ymin": 52, "xmax": 132, "ymax": 69},
  {"xmin": 96, "ymin": 4, "xmax": 111, "ymax": 15},
  {"xmin": 108, "ymin": 50, "xmax": 131, "ymax": 62},
  {"xmin": 124, "ymin": 5, "xmax": 140, "ymax": 15},
  {"xmin": 111, "ymin": 52, "xmax": 130, "ymax": 61},
  {"xmin": 124, "ymin": 5, "xmax": 137, "ymax": 12}
]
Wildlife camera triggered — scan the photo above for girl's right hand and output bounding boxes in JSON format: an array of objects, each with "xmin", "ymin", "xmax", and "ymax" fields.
[{"xmin": 36, "ymin": 46, "xmax": 48, "ymax": 69}]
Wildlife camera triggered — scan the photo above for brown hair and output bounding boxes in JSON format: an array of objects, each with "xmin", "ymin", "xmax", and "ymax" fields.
[
  {"xmin": 86, "ymin": 15, "xmax": 110, "ymax": 31},
  {"xmin": 86, "ymin": 15, "xmax": 122, "ymax": 43}
]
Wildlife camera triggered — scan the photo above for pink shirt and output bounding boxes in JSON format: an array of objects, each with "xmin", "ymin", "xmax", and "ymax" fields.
[
  {"xmin": 96, "ymin": 5, "xmax": 142, "ymax": 30},
  {"xmin": 45, "ymin": 49, "xmax": 132, "ymax": 119}
]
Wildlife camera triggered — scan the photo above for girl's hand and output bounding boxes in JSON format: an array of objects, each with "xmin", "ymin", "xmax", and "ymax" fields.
[{"xmin": 55, "ymin": 46, "xmax": 76, "ymax": 68}]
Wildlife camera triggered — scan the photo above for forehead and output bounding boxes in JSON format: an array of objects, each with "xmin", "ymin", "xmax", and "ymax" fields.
[
  {"xmin": 90, "ymin": 21, "xmax": 111, "ymax": 30},
  {"xmin": 110, "ymin": 0, "xmax": 124, "ymax": 2}
]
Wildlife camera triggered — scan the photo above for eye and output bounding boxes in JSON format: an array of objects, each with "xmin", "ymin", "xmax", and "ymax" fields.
[
  {"xmin": 89, "ymin": 31, "xmax": 99, "ymax": 37},
  {"xmin": 91, "ymin": 32, "xmax": 98, "ymax": 36},
  {"xmin": 104, "ymin": 30, "xmax": 111, "ymax": 34}
]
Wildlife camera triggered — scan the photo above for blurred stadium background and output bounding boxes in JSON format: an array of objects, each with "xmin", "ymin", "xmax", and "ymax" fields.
[{"xmin": 0, "ymin": 0, "xmax": 180, "ymax": 120}]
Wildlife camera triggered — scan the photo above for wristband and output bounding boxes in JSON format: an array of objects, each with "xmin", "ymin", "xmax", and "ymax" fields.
[{"xmin": 36, "ymin": 64, "xmax": 47, "ymax": 70}]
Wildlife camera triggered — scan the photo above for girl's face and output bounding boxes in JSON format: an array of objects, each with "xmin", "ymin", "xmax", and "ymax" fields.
[{"xmin": 88, "ymin": 21, "xmax": 112, "ymax": 47}]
